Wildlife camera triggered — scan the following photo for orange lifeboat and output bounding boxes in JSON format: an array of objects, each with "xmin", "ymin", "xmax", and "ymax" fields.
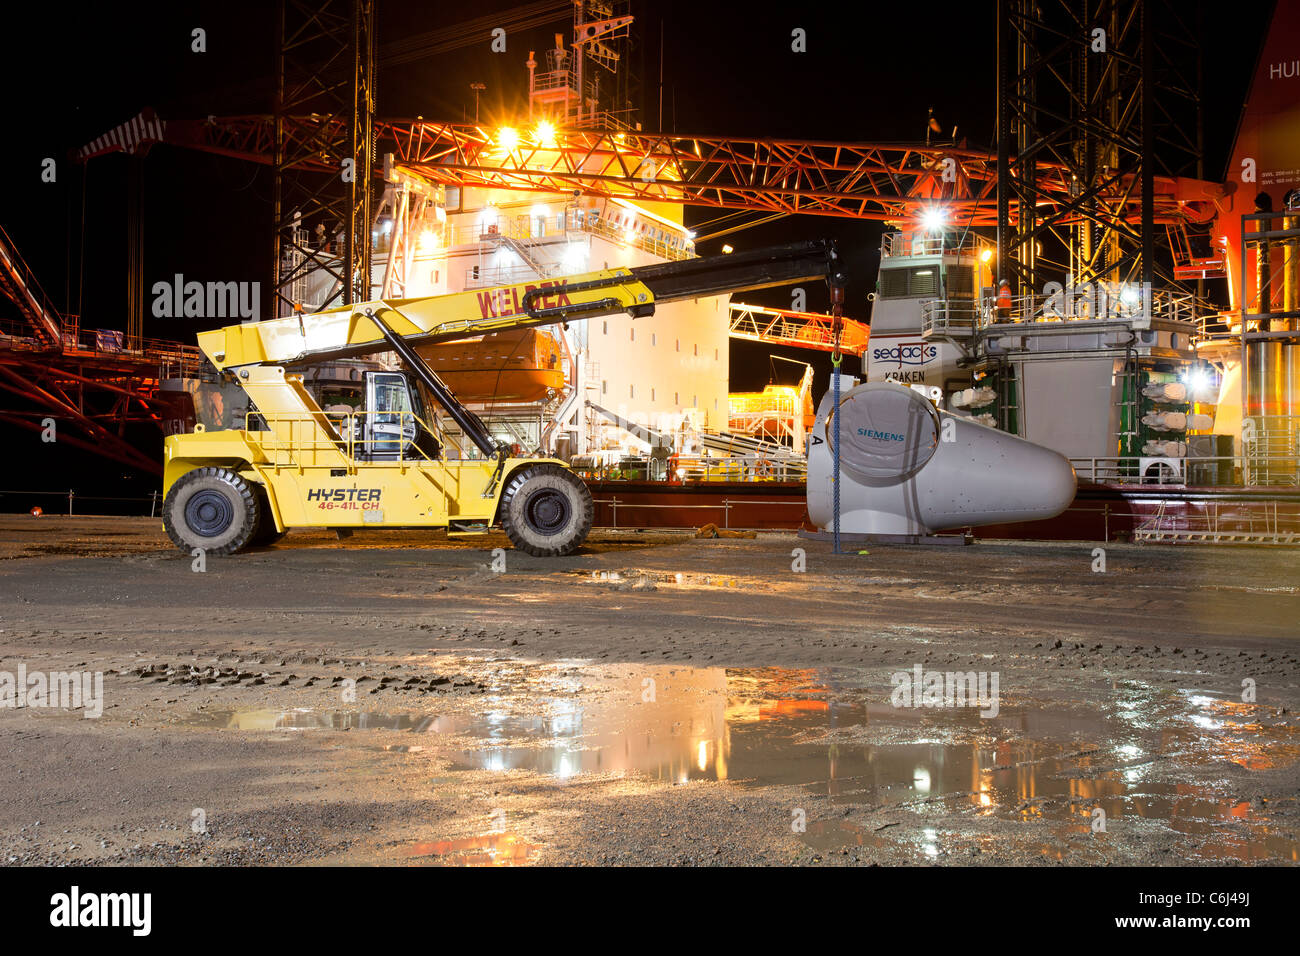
[{"xmin": 417, "ymin": 329, "xmax": 564, "ymax": 402}]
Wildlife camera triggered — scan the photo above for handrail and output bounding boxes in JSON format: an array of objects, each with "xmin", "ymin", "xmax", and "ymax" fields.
[
  {"xmin": 0, "ymin": 221, "xmax": 63, "ymax": 342},
  {"xmin": 1069, "ymin": 454, "xmax": 1298, "ymax": 487},
  {"xmin": 880, "ymin": 231, "xmax": 995, "ymax": 259},
  {"xmin": 247, "ymin": 408, "xmax": 458, "ymax": 466},
  {"xmin": 571, "ymin": 452, "xmax": 806, "ymax": 483},
  {"xmin": 973, "ymin": 286, "xmax": 1196, "ymax": 326},
  {"xmin": 442, "ymin": 201, "xmax": 696, "ymax": 265},
  {"xmin": 1, "ymin": 313, "xmax": 203, "ymax": 376}
]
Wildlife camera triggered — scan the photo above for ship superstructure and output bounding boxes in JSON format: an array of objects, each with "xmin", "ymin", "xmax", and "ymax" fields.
[{"xmin": 876, "ymin": 228, "xmax": 1209, "ymax": 483}]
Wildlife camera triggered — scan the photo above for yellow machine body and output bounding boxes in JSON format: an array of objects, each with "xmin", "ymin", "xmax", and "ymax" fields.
[
  {"xmin": 162, "ymin": 368, "xmax": 558, "ymax": 534},
  {"xmin": 165, "ymin": 268, "xmax": 653, "ymax": 535},
  {"xmin": 164, "ymin": 431, "xmax": 546, "ymax": 533}
]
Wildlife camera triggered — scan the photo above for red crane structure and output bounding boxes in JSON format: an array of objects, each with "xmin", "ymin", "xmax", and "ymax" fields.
[
  {"xmin": 0, "ymin": 221, "xmax": 199, "ymax": 475},
  {"xmin": 79, "ymin": 111, "xmax": 1226, "ymax": 231}
]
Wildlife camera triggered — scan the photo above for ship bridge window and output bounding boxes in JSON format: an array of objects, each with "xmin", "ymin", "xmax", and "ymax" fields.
[
  {"xmin": 879, "ymin": 266, "xmax": 940, "ymax": 298},
  {"xmin": 909, "ymin": 268, "xmax": 938, "ymax": 296},
  {"xmin": 947, "ymin": 266, "xmax": 975, "ymax": 298},
  {"xmin": 879, "ymin": 268, "xmax": 908, "ymax": 297}
]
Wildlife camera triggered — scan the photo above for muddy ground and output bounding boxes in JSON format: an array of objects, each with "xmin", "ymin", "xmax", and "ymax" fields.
[{"xmin": 0, "ymin": 515, "xmax": 1296, "ymax": 866}]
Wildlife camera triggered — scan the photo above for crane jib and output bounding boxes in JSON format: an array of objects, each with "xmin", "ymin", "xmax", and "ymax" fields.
[
  {"xmin": 197, "ymin": 240, "xmax": 845, "ymax": 371},
  {"xmin": 630, "ymin": 239, "xmax": 843, "ymax": 303}
]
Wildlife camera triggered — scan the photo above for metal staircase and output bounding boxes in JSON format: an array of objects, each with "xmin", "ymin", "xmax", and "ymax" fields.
[
  {"xmin": 0, "ymin": 223, "xmax": 62, "ymax": 345},
  {"xmin": 497, "ymin": 234, "xmax": 554, "ymax": 278}
]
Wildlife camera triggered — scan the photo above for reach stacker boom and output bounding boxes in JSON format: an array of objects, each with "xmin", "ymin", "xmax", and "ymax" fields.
[{"xmin": 162, "ymin": 240, "xmax": 845, "ymax": 556}]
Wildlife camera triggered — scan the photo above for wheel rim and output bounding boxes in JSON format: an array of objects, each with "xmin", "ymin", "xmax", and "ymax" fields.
[
  {"xmin": 185, "ymin": 489, "xmax": 235, "ymax": 537},
  {"xmin": 523, "ymin": 487, "xmax": 571, "ymax": 535}
]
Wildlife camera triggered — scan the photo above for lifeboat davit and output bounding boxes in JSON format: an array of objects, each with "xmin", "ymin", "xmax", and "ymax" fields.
[{"xmin": 417, "ymin": 329, "xmax": 564, "ymax": 402}]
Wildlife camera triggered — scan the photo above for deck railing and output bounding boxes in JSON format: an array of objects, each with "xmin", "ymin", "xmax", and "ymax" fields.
[{"xmin": 1069, "ymin": 454, "xmax": 1298, "ymax": 487}]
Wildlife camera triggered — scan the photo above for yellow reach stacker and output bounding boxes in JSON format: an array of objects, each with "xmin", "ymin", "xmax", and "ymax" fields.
[{"xmin": 162, "ymin": 241, "xmax": 845, "ymax": 556}]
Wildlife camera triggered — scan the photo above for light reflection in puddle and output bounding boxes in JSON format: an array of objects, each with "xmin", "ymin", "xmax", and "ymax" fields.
[
  {"xmin": 570, "ymin": 569, "xmax": 747, "ymax": 590},
  {"xmin": 188, "ymin": 709, "xmax": 427, "ymax": 732},
  {"xmin": 189, "ymin": 665, "xmax": 1300, "ymax": 863},
  {"xmin": 566, "ymin": 569, "xmax": 922, "ymax": 593},
  {"xmin": 398, "ymin": 832, "xmax": 540, "ymax": 866}
]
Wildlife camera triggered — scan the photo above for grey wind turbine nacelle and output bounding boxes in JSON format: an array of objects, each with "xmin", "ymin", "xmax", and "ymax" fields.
[{"xmin": 807, "ymin": 382, "xmax": 1076, "ymax": 536}]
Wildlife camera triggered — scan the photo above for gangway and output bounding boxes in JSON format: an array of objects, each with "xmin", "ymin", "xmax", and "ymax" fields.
[
  {"xmin": 585, "ymin": 399, "xmax": 672, "ymax": 448},
  {"xmin": 729, "ymin": 302, "xmax": 870, "ymax": 356},
  {"xmin": 586, "ymin": 398, "xmax": 797, "ymax": 460},
  {"xmin": 0, "ymin": 224, "xmax": 62, "ymax": 345}
]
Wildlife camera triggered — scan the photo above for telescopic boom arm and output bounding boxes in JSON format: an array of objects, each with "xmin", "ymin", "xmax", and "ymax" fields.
[{"xmin": 198, "ymin": 240, "xmax": 845, "ymax": 372}]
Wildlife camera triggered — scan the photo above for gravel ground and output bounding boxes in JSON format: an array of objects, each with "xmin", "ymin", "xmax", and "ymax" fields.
[{"xmin": 0, "ymin": 515, "xmax": 1296, "ymax": 866}]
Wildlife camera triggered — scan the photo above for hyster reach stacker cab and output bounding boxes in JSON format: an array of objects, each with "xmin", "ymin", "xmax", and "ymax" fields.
[{"xmin": 161, "ymin": 240, "xmax": 845, "ymax": 557}]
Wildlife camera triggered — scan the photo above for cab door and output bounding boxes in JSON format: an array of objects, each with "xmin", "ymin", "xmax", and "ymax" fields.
[{"xmin": 363, "ymin": 372, "xmax": 442, "ymax": 461}]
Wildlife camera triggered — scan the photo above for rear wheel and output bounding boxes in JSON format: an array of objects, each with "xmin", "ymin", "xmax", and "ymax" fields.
[
  {"xmin": 162, "ymin": 467, "xmax": 260, "ymax": 555},
  {"xmin": 499, "ymin": 463, "xmax": 593, "ymax": 557}
]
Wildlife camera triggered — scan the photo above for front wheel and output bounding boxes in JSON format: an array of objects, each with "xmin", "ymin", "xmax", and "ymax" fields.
[
  {"xmin": 499, "ymin": 464, "xmax": 593, "ymax": 557},
  {"xmin": 162, "ymin": 467, "xmax": 261, "ymax": 555}
]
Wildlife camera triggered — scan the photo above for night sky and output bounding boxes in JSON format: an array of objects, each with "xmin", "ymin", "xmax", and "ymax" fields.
[{"xmin": 0, "ymin": 0, "xmax": 1275, "ymax": 498}]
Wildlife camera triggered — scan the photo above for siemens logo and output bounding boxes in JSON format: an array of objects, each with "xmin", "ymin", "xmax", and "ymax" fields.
[
  {"xmin": 873, "ymin": 343, "xmax": 937, "ymax": 367},
  {"xmin": 858, "ymin": 428, "xmax": 906, "ymax": 441},
  {"xmin": 306, "ymin": 488, "xmax": 382, "ymax": 502}
]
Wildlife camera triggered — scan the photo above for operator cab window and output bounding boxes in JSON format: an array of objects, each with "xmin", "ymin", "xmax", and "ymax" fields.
[
  {"xmin": 362, "ymin": 373, "xmax": 440, "ymax": 462},
  {"xmin": 373, "ymin": 375, "xmax": 410, "ymax": 420}
]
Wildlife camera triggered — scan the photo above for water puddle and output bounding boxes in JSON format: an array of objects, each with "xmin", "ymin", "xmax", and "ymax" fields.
[
  {"xmin": 186, "ymin": 709, "xmax": 429, "ymax": 731},
  {"xmin": 565, "ymin": 568, "xmax": 753, "ymax": 591},
  {"xmin": 562, "ymin": 568, "xmax": 926, "ymax": 597},
  {"xmin": 187, "ymin": 664, "xmax": 1300, "ymax": 863},
  {"xmin": 397, "ymin": 832, "xmax": 540, "ymax": 866}
]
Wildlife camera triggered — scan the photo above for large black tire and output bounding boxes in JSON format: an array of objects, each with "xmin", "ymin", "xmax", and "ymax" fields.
[
  {"xmin": 499, "ymin": 463, "xmax": 593, "ymax": 557},
  {"xmin": 250, "ymin": 485, "xmax": 287, "ymax": 546},
  {"xmin": 162, "ymin": 467, "xmax": 261, "ymax": 555}
]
